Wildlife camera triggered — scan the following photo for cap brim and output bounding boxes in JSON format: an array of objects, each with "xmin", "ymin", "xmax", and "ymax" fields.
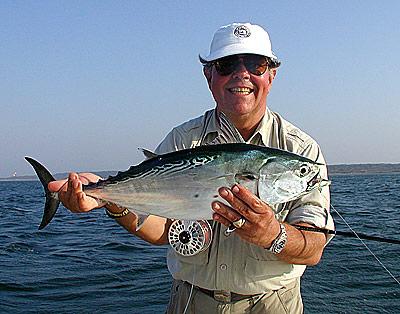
[
  {"xmin": 199, "ymin": 45, "xmax": 279, "ymax": 64},
  {"xmin": 199, "ymin": 55, "xmax": 209, "ymax": 64},
  {"xmin": 199, "ymin": 52, "xmax": 281, "ymax": 68}
]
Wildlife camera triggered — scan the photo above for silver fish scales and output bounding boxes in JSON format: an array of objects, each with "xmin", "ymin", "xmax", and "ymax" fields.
[{"xmin": 26, "ymin": 143, "xmax": 329, "ymax": 229}]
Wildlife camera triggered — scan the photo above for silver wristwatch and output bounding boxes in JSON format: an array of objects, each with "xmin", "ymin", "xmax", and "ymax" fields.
[{"xmin": 266, "ymin": 223, "xmax": 287, "ymax": 254}]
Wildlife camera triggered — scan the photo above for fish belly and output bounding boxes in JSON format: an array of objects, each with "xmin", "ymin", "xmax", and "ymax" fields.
[{"xmin": 85, "ymin": 170, "xmax": 237, "ymax": 220}]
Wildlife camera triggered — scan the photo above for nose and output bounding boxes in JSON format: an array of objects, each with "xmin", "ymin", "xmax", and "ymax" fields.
[{"xmin": 232, "ymin": 60, "xmax": 250, "ymax": 79}]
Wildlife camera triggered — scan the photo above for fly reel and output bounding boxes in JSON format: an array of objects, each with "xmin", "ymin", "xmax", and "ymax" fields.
[{"xmin": 168, "ymin": 220, "xmax": 212, "ymax": 256}]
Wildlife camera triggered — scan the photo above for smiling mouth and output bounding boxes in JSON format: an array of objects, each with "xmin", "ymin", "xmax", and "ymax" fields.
[{"xmin": 228, "ymin": 87, "xmax": 253, "ymax": 95}]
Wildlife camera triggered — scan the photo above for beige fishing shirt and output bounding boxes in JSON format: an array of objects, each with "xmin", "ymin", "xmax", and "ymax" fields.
[{"xmin": 155, "ymin": 109, "xmax": 334, "ymax": 294}]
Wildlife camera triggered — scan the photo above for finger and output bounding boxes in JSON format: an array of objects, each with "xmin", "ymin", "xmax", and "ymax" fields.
[
  {"xmin": 76, "ymin": 191, "xmax": 98, "ymax": 212},
  {"xmin": 78, "ymin": 173, "xmax": 101, "ymax": 185},
  {"xmin": 213, "ymin": 209, "xmax": 250, "ymax": 238},
  {"xmin": 218, "ymin": 187, "xmax": 255, "ymax": 220},
  {"xmin": 231, "ymin": 184, "xmax": 271, "ymax": 214},
  {"xmin": 72, "ymin": 176, "xmax": 82, "ymax": 194},
  {"xmin": 48, "ymin": 179, "xmax": 68, "ymax": 192},
  {"xmin": 63, "ymin": 173, "xmax": 84, "ymax": 211},
  {"xmin": 50, "ymin": 173, "xmax": 100, "ymax": 193},
  {"xmin": 212, "ymin": 201, "xmax": 244, "ymax": 224},
  {"xmin": 69, "ymin": 174, "xmax": 101, "ymax": 211},
  {"xmin": 67, "ymin": 172, "xmax": 79, "ymax": 191},
  {"xmin": 212, "ymin": 211, "xmax": 231, "ymax": 227},
  {"xmin": 66, "ymin": 174, "xmax": 80, "ymax": 203}
]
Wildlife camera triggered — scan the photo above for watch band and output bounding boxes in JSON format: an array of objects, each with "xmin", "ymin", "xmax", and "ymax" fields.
[
  {"xmin": 105, "ymin": 207, "xmax": 130, "ymax": 219},
  {"xmin": 266, "ymin": 223, "xmax": 288, "ymax": 254}
]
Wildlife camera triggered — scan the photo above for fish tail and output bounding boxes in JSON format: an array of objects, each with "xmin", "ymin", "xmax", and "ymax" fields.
[{"xmin": 25, "ymin": 157, "xmax": 60, "ymax": 229}]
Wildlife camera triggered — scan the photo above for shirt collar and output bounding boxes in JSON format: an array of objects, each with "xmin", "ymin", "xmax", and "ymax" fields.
[
  {"xmin": 203, "ymin": 108, "xmax": 273, "ymax": 146},
  {"xmin": 248, "ymin": 108, "xmax": 273, "ymax": 146}
]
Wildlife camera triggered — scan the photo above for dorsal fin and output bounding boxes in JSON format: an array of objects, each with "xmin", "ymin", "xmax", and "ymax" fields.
[{"xmin": 138, "ymin": 148, "xmax": 159, "ymax": 159}]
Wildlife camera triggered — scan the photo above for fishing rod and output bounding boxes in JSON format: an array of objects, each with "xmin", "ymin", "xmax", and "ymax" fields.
[
  {"xmin": 294, "ymin": 201, "xmax": 400, "ymax": 286},
  {"xmin": 293, "ymin": 225, "xmax": 400, "ymax": 244}
]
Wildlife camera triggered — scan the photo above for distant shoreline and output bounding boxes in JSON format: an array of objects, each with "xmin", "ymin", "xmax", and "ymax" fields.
[
  {"xmin": 1, "ymin": 164, "xmax": 399, "ymax": 181},
  {"xmin": 327, "ymin": 163, "xmax": 400, "ymax": 175},
  {"xmin": 0, "ymin": 170, "xmax": 118, "ymax": 182}
]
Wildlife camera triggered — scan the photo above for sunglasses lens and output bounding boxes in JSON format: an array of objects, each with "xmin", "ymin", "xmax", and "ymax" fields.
[
  {"xmin": 214, "ymin": 55, "xmax": 268, "ymax": 76},
  {"xmin": 215, "ymin": 57, "xmax": 236, "ymax": 76},
  {"xmin": 246, "ymin": 56, "xmax": 268, "ymax": 75}
]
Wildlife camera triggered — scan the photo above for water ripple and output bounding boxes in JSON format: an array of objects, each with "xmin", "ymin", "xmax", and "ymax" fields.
[{"xmin": 1, "ymin": 177, "xmax": 400, "ymax": 313}]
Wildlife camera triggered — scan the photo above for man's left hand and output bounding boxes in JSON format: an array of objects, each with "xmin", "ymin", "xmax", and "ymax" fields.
[{"xmin": 212, "ymin": 184, "xmax": 281, "ymax": 248}]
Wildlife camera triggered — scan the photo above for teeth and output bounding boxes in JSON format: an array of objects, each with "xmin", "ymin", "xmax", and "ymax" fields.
[{"xmin": 229, "ymin": 87, "xmax": 252, "ymax": 94}]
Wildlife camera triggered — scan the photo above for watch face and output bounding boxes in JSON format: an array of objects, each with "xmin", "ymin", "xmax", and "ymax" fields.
[
  {"xmin": 268, "ymin": 223, "xmax": 287, "ymax": 254},
  {"xmin": 276, "ymin": 241, "xmax": 285, "ymax": 249},
  {"xmin": 273, "ymin": 239, "xmax": 286, "ymax": 253}
]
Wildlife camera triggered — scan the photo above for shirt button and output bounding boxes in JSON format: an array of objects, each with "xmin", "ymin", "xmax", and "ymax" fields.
[{"xmin": 220, "ymin": 264, "xmax": 227, "ymax": 270}]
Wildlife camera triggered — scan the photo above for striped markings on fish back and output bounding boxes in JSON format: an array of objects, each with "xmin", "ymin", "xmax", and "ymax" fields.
[{"xmin": 120, "ymin": 155, "xmax": 220, "ymax": 181}]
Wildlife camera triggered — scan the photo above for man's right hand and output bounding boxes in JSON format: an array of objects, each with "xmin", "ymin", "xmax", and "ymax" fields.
[
  {"xmin": 48, "ymin": 172, "xmax": 171, "ymax": 246},
  {"xmin": 48, "ymin": 172, "xmax": 103, "ymax": 213}
]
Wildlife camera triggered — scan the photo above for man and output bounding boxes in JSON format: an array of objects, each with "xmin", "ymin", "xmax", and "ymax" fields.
[{"xmin": 49, "ymin": 22, "xmax": 333, "ymax": 313}]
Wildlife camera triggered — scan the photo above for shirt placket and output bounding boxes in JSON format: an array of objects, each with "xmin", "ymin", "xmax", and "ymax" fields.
[{"xmin": 215, "ymin": 225, "xmax": 234, "ymax": 291}]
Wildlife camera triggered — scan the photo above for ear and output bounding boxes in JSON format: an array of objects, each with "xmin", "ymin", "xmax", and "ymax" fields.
[
  {"xmin": 268, "ymin": 68, "xmax": 277, "ymax": 84},
  {"xmin": 203, "ymin": 66, "xmax": 212, "ymax": 86}
]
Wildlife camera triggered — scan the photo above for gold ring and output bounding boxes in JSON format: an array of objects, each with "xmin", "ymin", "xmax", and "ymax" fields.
[{"xmin": 232, "ymin": 217, "xmax": 246, "ymax": 229}]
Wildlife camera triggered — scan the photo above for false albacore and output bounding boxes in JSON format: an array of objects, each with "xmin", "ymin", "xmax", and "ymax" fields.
[{"xmin": 26, "ymin": 143, "xmax": 329, "ymax": 229}]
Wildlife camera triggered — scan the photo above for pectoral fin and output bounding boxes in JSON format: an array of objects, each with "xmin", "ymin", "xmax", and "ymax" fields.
[
  {"xmin": 233, "ymin": 172, "xmax": 259, "ymax": 196},
  {"xmin": 234, "ymin": 172, "xmax": 258, "ymax": 182}
]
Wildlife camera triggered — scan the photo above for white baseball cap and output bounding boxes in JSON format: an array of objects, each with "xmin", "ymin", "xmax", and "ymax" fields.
[{"xmin": 199, "ymin": 22, "xmax": 280, "ymax": 67}]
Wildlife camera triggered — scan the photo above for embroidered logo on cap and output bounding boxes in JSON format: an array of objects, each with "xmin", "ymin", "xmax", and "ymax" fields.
[{"xmin": 234, "ymin": 25, "xmax": 251, "ymax": 38}]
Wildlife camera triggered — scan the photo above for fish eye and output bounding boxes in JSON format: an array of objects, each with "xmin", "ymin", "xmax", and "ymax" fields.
[{"xmin": 299, "ymin": 165, "xmax": 310, "ymax": 176}]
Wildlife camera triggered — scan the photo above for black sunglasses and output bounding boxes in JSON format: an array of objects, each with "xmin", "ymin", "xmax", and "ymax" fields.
[{"xmin": 212, "ymin": 54, "xmax": 270, "ymax": 76}]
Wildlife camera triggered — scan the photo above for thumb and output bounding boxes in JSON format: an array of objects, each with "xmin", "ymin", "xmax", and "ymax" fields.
[{"xmin": 48, "ymin": 179, "xmax": 67, "ymax": 192}]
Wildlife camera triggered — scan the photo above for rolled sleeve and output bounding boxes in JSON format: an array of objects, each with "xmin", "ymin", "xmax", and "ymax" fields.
[{"xmin": 285, "ymin": 142, "xmax": 335, "ymax": 243}]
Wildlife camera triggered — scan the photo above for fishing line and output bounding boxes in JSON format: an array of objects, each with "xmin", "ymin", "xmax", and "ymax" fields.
[
  {"xmin": 55, "ymin": 173, "xmax": 93, "ymax": 194},
  {"xmin": 183, "ymin": 264, "xmax": 196, "ymax": 314},
  {"xmin": 292, "ymin": 225, "xmax": 400, "ymax": 244},
  {"xmin": 277, "ymin": 155, "xmax": 400, "ymax": 284},
  {"xmin": 56, "ymin": 180, "xmax": 68, "ymax": 194},
  {"xmin": 305, "ymin": 154, "xmax": 399, "ymax": 285},
  {"xmin": 329, "ymin": 204, "xmax": 400, "ymax": 285},
  {"xmin": 315, "ymin": 194, "xmax": 400, "ymax": 286}
]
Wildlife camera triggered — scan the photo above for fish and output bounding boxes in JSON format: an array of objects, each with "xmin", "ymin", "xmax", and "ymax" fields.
[{"xmin": 26, "ymin": 143, "xmax": 329, "ymax": 230}]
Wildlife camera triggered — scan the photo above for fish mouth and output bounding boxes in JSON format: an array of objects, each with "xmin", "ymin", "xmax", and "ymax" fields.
[
  {"xmin": 228, "ymin": 87, "xmax": 254, "ymax": 95},
  {"xmin": 307, "ymin": 172, "xmax": 331, "ymax": 190}
]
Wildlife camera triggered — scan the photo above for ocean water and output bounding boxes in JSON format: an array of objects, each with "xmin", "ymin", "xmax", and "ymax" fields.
[{"xmin": 0, "ymin": 174, "xmax": 399, "ymax": 313}]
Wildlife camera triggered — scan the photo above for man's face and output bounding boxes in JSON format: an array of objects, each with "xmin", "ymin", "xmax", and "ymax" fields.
[{"xmin": 204, "ymin": 54, "xmax": 276, "ymax": 123}]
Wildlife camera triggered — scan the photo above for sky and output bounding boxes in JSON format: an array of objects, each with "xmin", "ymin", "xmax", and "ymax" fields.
[{"xmin": 1, "ymin": 0, "xmax": 400, "ymax": 177}]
